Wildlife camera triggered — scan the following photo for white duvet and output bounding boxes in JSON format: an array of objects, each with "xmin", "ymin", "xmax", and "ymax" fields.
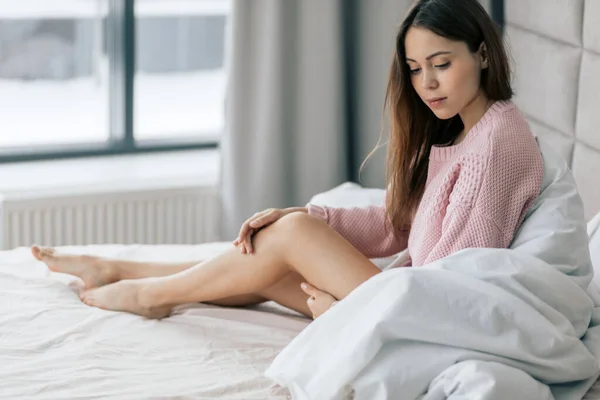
[{"xmin": 266, "ymin": 140, "xmax": 600, "ymax": 400}]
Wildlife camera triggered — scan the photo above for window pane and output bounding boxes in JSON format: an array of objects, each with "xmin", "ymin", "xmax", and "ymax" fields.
[
  {"xmin": 0, "ymin": 0, "xmax": 109, "ymax": 149},
  {"xmin": 134, "ymin": 0, "xmax": 229, "ymax": 141}
]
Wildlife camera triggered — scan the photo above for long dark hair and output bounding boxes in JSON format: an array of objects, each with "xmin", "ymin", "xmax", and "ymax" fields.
[{"xmin": 377, "ymin": 0, "xmax": 513, "ymax": 232}]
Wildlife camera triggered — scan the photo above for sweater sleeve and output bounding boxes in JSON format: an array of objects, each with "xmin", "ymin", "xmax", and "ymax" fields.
[
  {"xmin": 423, "ymin": 133, "xmax": 544, "ymax": 265},
  {"xmin": 423, "ymin": 203, "xmax": 506, "ymax": 265},
  {"xmin": 307, "ymin": 203, "xmax": 409, "ymax": 258}
]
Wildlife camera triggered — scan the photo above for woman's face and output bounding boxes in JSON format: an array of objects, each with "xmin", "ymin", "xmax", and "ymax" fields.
[{"xmin": 404, "ymin": 26, "xmax": 488, "ymax": 120}]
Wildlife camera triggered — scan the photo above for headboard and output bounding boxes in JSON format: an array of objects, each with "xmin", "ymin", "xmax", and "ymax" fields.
[{"xmin": 504, "ymin": 0, "xmax": 600, "ymax": 221}]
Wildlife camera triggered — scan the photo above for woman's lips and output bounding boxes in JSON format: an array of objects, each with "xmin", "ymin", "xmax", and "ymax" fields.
[{"xmin": 427, "ymin": 97, "xmax": 447, "ymax": 108}]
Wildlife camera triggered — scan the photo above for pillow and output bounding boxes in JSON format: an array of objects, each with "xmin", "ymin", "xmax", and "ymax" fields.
[{"xmin": 308, "ymin": 182, "xmax": 385, "ymax": 208}]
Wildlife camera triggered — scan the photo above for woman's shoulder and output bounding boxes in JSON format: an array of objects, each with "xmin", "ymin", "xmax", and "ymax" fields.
[
  {"xmin": 450, "ymin": 101, "xmax": 542, "ymax": 175},
  {"xmin": 482, "ymin": 102, "xmax": 544, "ymax": 174},
  {"xmin": 488, "ymin": 101, "xmax": 534, "ymax": 142},
  {"xmin": 467, "ymin": 101, "xmax": 538, "ymax": 161},
  {"xmin": 462, "ymin": 101, "xmax": 533, "ymax": 152},
  {"xmin": 458, "ymin": 101, "xmax": 543, "ymax": 174}
]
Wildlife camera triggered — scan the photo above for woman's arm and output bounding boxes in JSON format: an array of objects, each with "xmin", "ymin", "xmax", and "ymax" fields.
[
  {"xmin": 307, "ymin": 203, "xmax": 409, "ymax": 258},
  {"xmin": 423, "ymin": 203, "xmax": 507, "ymax": 265},
  {"xmin": 423, "ymin": 132, "xmax": 544, "ymax": 265}
]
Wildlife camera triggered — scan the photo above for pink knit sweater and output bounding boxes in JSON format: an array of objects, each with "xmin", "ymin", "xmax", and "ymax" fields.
[{"xmin": 308, "ymin": 101, "xmax": 544, "ymax": 267}]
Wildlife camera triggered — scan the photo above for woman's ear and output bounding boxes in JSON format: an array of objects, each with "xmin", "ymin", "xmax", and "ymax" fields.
[{"xmin": 479, "ymin": 42, "xmax": 489, "ymax": 69}]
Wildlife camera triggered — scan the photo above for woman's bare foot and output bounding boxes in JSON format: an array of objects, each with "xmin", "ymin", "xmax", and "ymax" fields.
[
  {"xmin": 81, "ymin": 279, "xmax": 172, "ymax": 319},
  {"xmin": 31, "ymin": 245, "xmax": 119, "ymax": 289}
]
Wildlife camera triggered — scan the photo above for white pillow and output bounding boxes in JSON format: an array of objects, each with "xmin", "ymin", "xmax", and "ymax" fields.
[{"xmin": 308, "ymin": 182, "xmax": 385, "ymax": 208}]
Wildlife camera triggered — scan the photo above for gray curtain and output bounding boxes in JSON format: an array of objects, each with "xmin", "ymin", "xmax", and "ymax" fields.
[
  {"xmin": 220, "ymin": 0, "xmax": 349, "ymax": 239},
  {"xmin": 219, "ymin": 0, "xmax": 430, "ymax": 239}
]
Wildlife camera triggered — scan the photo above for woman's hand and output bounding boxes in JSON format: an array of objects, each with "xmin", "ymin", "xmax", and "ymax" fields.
[
  {"xmin": 300, "ymin": 282, "xmax": 338, "ymax": 320},
  {"xmin": 233, "ymin": 207, "xmax": 308, "ymax": 254}
]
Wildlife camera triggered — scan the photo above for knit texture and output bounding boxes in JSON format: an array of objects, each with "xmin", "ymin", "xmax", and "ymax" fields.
[{"xmin": 308, "ymin": 101, "xmax": 544, "ymax": 266}]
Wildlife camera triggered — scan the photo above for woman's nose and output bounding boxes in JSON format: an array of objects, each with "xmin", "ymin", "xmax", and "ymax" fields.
[{"xmin": 421, "ymin": 70, "xmax": 438, "ymax": 89}]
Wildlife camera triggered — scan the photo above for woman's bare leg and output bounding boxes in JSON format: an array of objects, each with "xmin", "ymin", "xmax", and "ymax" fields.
[
  {"xmin": 80, "ymin": 212, "xmax": 381, "ymax": 318},
  {"xmin": 31, "ymin": 246, "xmax": 198, "ymax": 287},
  {"xmin": 32, "ymin": 247, "xmax": 308, "ymax": 314}
]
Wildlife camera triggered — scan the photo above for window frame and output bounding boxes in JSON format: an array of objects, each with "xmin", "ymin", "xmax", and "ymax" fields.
[{"xmin": 0, "ymin": 0, "xmax": 220, "ymax": 164}]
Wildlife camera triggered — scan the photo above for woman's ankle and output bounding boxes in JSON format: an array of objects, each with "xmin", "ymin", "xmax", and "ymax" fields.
[
  {"xmin": 137, "ymin": 278, "xmax": 171, "ymax": 309},
  {"xmin": 91, "ymin": 257, "xmax": 121, "ymax": 283}
]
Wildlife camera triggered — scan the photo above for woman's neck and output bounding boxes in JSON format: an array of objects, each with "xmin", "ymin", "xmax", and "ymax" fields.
[{"xmin": 455, "ymin": 91, "xmax": 493, "ymax": 145}]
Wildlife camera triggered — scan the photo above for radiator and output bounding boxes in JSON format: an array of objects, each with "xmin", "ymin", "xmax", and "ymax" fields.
[{"xmin": 0, "ymin": 187, "xmax": 221, "ymax": 250}]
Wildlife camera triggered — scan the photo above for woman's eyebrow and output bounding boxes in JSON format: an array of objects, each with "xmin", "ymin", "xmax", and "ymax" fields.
[{"xmin": 406, "ymin": 51, "xmax": 453, "ymax": 62}]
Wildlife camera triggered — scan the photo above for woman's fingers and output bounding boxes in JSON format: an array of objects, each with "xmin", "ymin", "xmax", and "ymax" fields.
[
  {"xmin": 244, "ymin": 230, "xmax": 254, "ymax": 254},
  {"xmin": 235, "ymin": 214, "xmax": 260, "ymax": 246},
  {"xmin": 300, "ymin": 282, "xmax": 316, "ymax": 296},
  {"xmin": 234, "ymin": 209, "xmax": 281, "ymax": 251},
  {"xmin": 250, "ymin": 214, "xmax": 268, "ymax": 228},
  {"xmin": 235, "ymin": 222, "xmax": 250, "ymax": 246},
  {"xmin": 236, "ymin": 211, "xmax": 267, "ymax": 243},
  {"xmin": 250, "ymin": 210, "xmax": 274, "ymax": 229},
  {"xmin": 238, "ymin": 229, "xmax": 253, "ymax": 253},
  {"xmin": 301, "ymin": 283, "xmax": 338, "ymax": 319}
]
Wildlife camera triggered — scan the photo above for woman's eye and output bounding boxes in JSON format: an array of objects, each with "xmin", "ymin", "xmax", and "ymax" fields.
[
  {"xmin": 410, "ymin": 68, "xmax": 421, "ymax": 75},
  {"xmin": 435, "ymin": 62, "xmax": 451, "ymax": 69}
]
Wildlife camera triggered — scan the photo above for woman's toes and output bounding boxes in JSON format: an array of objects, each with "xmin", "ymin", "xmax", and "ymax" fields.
[
  {"xmin": 83, "ymin": 296, "xmax": 92, "ymax": 306},
  {"xmin": 32, "ymin": 245, "xmax": 55, "ymax": 262},
  {"xmin": 31, "ymin": 245, "xmax": 43, "ymax": 261},
  {"xmin": 40, "ymin": 247, "xmax": 55, "ymax": 259}
]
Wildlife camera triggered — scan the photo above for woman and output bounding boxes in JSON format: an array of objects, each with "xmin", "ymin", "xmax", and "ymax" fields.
[{"xmin": 32, "ymin": 0, "xmax": 543, "ymax": 320}]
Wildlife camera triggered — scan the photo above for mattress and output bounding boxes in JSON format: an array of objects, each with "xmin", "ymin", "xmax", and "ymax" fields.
[{"xmin": 0, "ymin": 243, "xmax": 310, "ymax": 399}]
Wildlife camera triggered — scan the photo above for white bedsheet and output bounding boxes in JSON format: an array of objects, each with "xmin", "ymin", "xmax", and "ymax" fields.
[{"xmin": 0, "ymin": 243, "xmax": 309, "ymax": 399}]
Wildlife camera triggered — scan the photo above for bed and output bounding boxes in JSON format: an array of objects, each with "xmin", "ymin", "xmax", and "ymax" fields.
[
  {"xmin": 2, "ymin": 0, "xmax": 600, "ymax": 398},
  {"xmin": 1, "ymin": 181, "xmax": 599, "ymax": 399}
]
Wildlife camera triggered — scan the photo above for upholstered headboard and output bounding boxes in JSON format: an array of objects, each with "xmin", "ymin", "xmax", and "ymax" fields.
[{"xmin": 504, "ymin": 0, "xmax": 600, "ymax": 220}]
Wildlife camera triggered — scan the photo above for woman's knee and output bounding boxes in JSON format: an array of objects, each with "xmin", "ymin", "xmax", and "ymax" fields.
[
  {"xmin": 256, "ymin": 212, "xmax": 322, "ymax": 248},
  {"xmin": 253, "ymin": 211, "xmax": 325, "ymax": 253},
  {"xmin": 273, "ymin": 211, "xmax": 324, "ymax": 236}
]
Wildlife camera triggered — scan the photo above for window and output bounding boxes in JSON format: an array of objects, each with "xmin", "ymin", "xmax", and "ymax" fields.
[
  {"xmin": 0, "ymin": 0, "xmax": 230, "ymax": 162},
  {"xmin": 134, "ymin": 0, "xmax": 227, "ymax": 142}
]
